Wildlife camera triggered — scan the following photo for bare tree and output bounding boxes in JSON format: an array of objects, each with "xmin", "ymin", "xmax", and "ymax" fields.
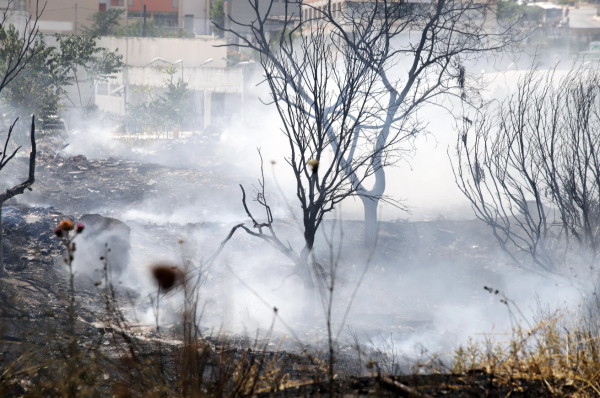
[
  {"xmin": 0, "ymin": 1, "xmax": 43, "ymax": 277},
  {"xmin": 219, "ymin": 0, "xmax": 521, "ymax": 248},
  {"xmin": 453, "ymin": 66, "xmax": 600, "ymax": 284},
  {"xmin": 0, "ymin": 117, "xmax": 36, "ymax": 277},
  {"xmin": 0, "ymin": 1, "xmax": 43, "ymax": 93},
  {"xmin": 206, "ymin": 3, "xmax": 424, "ymax": 315}
]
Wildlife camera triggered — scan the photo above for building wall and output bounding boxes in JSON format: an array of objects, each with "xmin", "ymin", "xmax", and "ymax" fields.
[
  {"xmin": 126, "ymin": 65, "xmax": 243, "ymax": 92},
  {"xmin": 28, "ymin": 0, "xmax": 99, "ymax": 34},
  {"xmin": 95, "ymin": 65, "xmax": 244, "ymax": 129},
  {"xmin": 182, "ymin": 0, "xmax": 208, "ymax": 35},
  {"xmin": 302, "ymin": 0, "xmax": 351, "ymax": 23},
  {"xmin": 301, "ymin": 0, "xmax": 496, "ymax": 29},
  {"xmin": 93, "ymin": 36, "xmax": 245, "ymax": 129},
  {"xmin": 123, "ymin": 66, "xmax": 244, "ymax": 128},
  {"xmin": 0, "ymin": 0, "xmax": 25, "ymax": 10},
  {"xmin": 126, "ymin": 0, "xmax": 208, "ymax": 34},
  {"xmin": 97, "ymin": 36, "xmax": 229, "ymax": 67},
  {"xmin": 127, "ymin": 0, "xmax": 178, "ymax": 13},
  {"xmin": 224, "ymin": 0, "xmax": 301, "ymax": 35},
  {"xmin": 2, "ymin": 9, "xmax": 29, "ymax": 33}
]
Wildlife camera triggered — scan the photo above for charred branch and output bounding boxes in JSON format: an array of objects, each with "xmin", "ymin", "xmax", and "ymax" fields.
[
  {"xmin": 0, "ymin": 116, "xmax": 36, "ymax": 204},
  {"xmin": 215, "ymin": 0, "xmax": 523, "ymax": 247},
  {"xmin": 453, "ymin": 66, "xmax": 600, "ymax": 281},
  {"xmin": 0, "ymin": 116, "xmax": 36, "ymax": 277}
]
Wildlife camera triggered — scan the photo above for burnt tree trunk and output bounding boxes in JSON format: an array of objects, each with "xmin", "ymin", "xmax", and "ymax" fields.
[
  {"xmin": 0, "ymin": 116, "xmax": 36, "ymax": 278},
  {"xmin": 297, "ymin": 245, "xmax": 316, "ymax": 318},
  {"xmin": 361, "ymin": 196, "xmax": 379, "ymax": 250},
  {"xmin": 359, "ymin": 164, "xmax": 386, "ymax": 250},
  {"xmin": 0, "ymin": 208, "xmax": 4, "ymax": 277}
]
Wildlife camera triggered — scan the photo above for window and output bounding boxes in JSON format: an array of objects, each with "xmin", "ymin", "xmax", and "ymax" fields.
[
  {"xmin": 172, "ymin": 0, "xmax": 178, "ymax": 8},
  {"xmin": 128, "ymin": 0, "xmax": 134, "ymax": 6},
  {"xmin": 155, "ymin": 12, "xmax": 178, "ymax": 27}
]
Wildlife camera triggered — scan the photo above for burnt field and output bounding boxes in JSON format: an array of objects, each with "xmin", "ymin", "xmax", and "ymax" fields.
[
  {"xmin": 3, "ymin": 0, "xmax": 600, "ymax": 394},
  {"xmin": 2, "ymin": 134, "xmax": 595, "ymax": 397}
]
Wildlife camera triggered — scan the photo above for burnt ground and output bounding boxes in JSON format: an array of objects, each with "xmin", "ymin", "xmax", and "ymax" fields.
[
  {"xmin": 0, "ymin": 135, "xmax": 572, "ymax": 396},
  {"xmin": 1, "ymin": 137, "xmax": 244, "ymax": 217},
  {"xmin": 256, "ymin": 374, "xmax": 560, "ymax": 398}
]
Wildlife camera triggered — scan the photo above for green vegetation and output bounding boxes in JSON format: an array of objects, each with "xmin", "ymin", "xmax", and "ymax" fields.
[
  {"xmin": 210, "ymin": 0, "xmax": 225, "ymax": 38},
  {"xmin": 0, "ymin": 28, "xmax": 63, "ymax": 126},
  {"xmin": 497, "ymin": 0, "xmax": 543, "ymax": 23},
  {"xmin": 128, "ymin": 65, "xmax": 192, "ymax": 136},
  {"xmin": 54, "ymin": 34, "xmax": 124, "ymax": 109},
  {"xmin": 83, "ymin": 8, "xmax": 126, "ymax": 36},
  {"xmin": 113, "ymin": 19, "xmax": 194, "ymax": 38},
  {"xmin": 0, "ymin": 31, "xmax": 123, "ymax": 126}
]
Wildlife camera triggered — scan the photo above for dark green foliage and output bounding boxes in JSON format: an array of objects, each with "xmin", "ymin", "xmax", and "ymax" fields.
[
  {"xmin": 0, "ymin": 29, "xmax": 64, "ymax": 127},
  {"xmin": 210, "ymin": 0, "xmax": 225, "ymax": 38},
  {"xmin": 0, "ymin": 31, "xmax": 123, "ymax": 127},
  {"xmin": 113, "ymin": 19, "xmax": 194, "ymax": 38},
  {"xmin": 497, "ymin": 0, "xmax": 543, "ymax": 22},
  {"xmin": 53, "ymin": 34, "xmax": 124, "ymax": 108},
  {"xmin": 83, "ymin": 8, "xmax": 126, "ymax": 36}
]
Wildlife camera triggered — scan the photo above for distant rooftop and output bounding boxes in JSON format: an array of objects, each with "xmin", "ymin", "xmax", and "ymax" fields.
[{"xmin": 527, "ymin": 2, "xmax": 562, "ymax": 9}]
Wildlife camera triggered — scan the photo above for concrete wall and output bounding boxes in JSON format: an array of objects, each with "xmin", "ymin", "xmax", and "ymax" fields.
[
  {"xmin": 28, "ymin": 0, "xmax": 99, "ymax": 35},
  {"xmin": 182, "ymin": 0, "xmax": 209, "ymax": 35},
  {"xmin": 224, "ymin": 0, "xmax": 301, "ymax": 35},
  {"xmin": 127, "ymin": 0, "xmax": 178, "ymax": 13},
  {"xmin": 0, "ymin": 0, "xmax": 23, "ymax": 9},
  {"xmin": 126, "ymin": 65, "xmax": 243, "ymax": 93},
  {"xmin": 2, "ymin": 9, "xmax": 29, "ymax": 33},
  {"xmin": 94, "ymin": 70, "xmax": 126, "ymax": 116},
  {"xmin": 97, "ymin": 36, "xmax": 229, "ymax": 67},
  {"xmin": 96, "ymin": 91, "xmax": 125, "ymax": 114},
  {"xmin": 92, "ymin": 37, "xmax": 245, "ymax": 129},
  {"xmin": 95, "ymin": 64, "xmax": 244, "ymax": 128}
]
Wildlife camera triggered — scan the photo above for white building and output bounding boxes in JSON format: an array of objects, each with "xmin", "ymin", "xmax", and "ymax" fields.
[{"xmin": 95, "ymin": 36, "xmax": 247, "ymax": 130}]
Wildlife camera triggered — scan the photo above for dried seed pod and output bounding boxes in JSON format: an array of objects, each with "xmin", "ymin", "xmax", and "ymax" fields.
[
  {"xmin": 151, "ymin": 264, "xmax": 181, "ymax": 291},
  {"xmin": 307, "ymin": 159, "xmax": 319, "ymax": 174},
  {"xmin": 59, "ymin": 219, "xmax": 74, "ymax": 231},
  {"xmin": 54, "ymin": 227, "xmax": 64, "ymax": 238}
]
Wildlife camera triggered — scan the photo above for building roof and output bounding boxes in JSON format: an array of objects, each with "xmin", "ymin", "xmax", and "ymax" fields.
[
  {"xmin": 527, "ymin": 2, "xmax": 562, "ymax": 9},
  {"xmin": 568, "ymin": 8, "xmax": 600, "ymax": 33}
]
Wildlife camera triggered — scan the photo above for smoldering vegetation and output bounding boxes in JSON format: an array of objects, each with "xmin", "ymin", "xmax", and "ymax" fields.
[{"xmin": 2, "ymin": 0, "xmax": 600, "ymax": 397}]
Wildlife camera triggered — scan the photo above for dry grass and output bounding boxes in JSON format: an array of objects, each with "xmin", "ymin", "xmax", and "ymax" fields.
[
  {"xmin": 0, "ymin": 220, "xmax": 328, "ymax": 397},
  {"xmin": 2, "ymin": 220, "xmax": 600, "ymax": 397},
  {"xmin": 452, "ymin": 300, "xmax": 600, "ymax": 397}
]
